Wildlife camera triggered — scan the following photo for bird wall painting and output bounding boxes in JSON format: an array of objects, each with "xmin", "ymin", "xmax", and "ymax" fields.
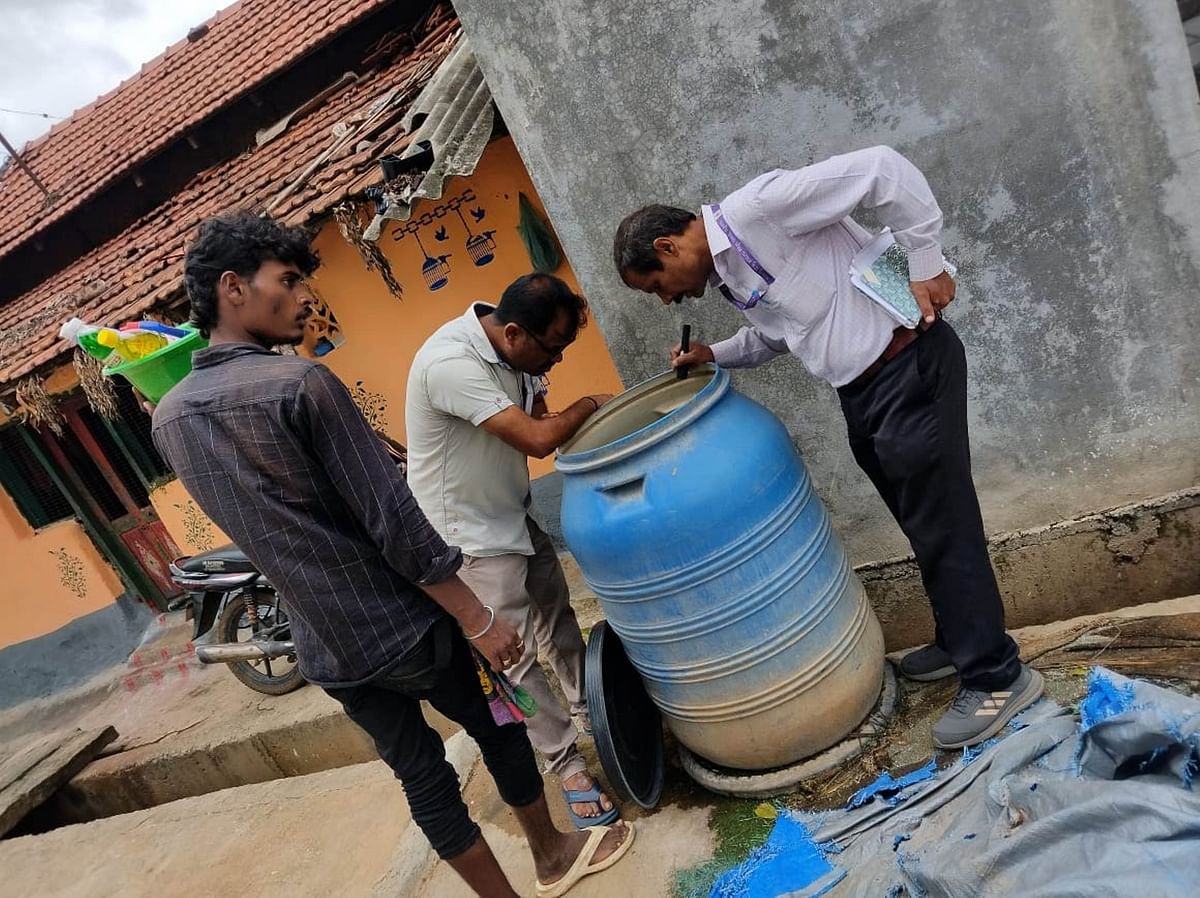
[{"xmin": 391, "ymin": 188, "xmax": 500, "ymax": 292}]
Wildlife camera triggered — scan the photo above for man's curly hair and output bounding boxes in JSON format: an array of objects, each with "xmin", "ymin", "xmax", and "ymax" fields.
[{"xmin": 183, "ymin": 211, "xmax": 321, "ymax": 337}]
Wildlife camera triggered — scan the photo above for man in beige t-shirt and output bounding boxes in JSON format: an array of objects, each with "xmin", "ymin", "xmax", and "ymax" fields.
[{"xmin": 406, "ymin": 273, "xmax": 617, "ymax": 828}]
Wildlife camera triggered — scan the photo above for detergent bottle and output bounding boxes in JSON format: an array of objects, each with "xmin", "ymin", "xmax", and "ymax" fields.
[
  {"xmin": 95, "ymin": 327, "xmax": 169, "ymax": 362},
  {"xmin": 58, "ymin": 318, "xmax": 114, "ymax": 362}
]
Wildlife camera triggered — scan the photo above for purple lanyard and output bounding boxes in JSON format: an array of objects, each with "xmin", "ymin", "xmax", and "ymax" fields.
[{"xmin": 711, "ymin": 203, "xmax": 774, "ymax": 310}]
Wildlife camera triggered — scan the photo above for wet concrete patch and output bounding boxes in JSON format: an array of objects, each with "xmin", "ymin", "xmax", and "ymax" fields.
[{"xmin": 0, "ymin": 595, "xmax": 155, "ymax": 711}]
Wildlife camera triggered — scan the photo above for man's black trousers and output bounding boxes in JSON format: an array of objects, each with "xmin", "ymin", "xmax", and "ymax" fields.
[
  {"xmin": 324, "ymin": 618, "xmax": 544, "ymax": 860},
  {"xmin": 838, "ymin": 319, "xmax": 1021, "ymax": 691}
]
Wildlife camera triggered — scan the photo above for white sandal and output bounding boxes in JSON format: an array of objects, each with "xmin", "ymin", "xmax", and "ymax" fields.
[{"xmin": 535, "ymin": 822, "xmax": 636, "ymax": 898}]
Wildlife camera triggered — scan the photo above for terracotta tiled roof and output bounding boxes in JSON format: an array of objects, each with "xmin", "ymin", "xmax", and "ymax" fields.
[
  {"xmin": 0, "ymin": 0, "xmax": 396, "ymax": 260},
  {"xmin": 0, "ymin": 6, "xmax": 460, "ymax": 386}
]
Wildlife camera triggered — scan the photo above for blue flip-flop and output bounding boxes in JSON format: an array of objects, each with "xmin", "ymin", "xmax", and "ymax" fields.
[{"xmin": 563, "ymin": 783, "xmax": 620, "ymax": 830}]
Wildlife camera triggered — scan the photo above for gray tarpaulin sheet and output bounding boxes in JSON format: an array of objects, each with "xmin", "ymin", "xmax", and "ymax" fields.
[{"xmin": 712, "ymin": 668, "xmax": 1200, "ymax": 897}]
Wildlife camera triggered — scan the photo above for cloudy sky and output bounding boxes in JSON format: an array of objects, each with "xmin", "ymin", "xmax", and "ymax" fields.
[{"xmin": 0, "ymin": 0, "xmax": 229, "ymax": 157}]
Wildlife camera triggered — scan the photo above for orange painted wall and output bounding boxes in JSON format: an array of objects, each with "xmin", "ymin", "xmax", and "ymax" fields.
[
  {"xmin": 3, "ymin": 141, "xmax": 625, "ymax": 649},
  {"xmin": 149, "ymin": 479, "xmax": 231, "ymax": 555},
  {"xmin": 307, "ymin": 136, "xmax": 625, "ymax": 478},
  {"xmin": 0, "ymin": 484, "xmax": 124, "ymax": 649},
  {"xmin": 0, "ymin": 378, "xmax": 233, "ymax": 651},
  {"xmin": 0, "ymin": 365, "xmax": 126, "ymax": 649}
]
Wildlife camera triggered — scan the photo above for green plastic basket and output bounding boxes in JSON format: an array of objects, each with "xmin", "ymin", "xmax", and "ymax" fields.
[{"xmin": 102, "ymin": 325, "xmax": 209, "ymax": 404}]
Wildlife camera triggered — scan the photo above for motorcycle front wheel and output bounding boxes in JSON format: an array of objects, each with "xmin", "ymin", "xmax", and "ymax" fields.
[{"xmin": 216, "ymin": 591, "xmax": 306, "ymax": 695}]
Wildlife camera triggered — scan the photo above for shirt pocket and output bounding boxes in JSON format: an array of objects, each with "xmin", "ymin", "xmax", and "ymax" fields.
[
  {"xmin": 773, "ymin": 255, "xmax": 837, "ymax": 332},
  {"xmin": 716, "ymin": 245, "xmax": 774, "ymax": 308}
]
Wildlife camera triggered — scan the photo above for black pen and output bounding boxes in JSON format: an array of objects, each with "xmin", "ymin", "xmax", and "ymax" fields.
[{"xmin": 677, "ymin": 324, "xmax": 691, "ymax": 380}]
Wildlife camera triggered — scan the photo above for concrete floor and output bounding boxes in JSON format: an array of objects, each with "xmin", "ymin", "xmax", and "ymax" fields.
[
  {"xmin": 1, "ymin": 594, "xmax": 1196, "ymax": 897},
  {"xmin": 0, "ymin": 760, "xmax": 414, "ymax": 898}
]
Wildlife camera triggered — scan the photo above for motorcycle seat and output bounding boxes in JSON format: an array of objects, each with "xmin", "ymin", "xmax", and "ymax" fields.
[{"xmin": 175, "ymin": 543, "xmax": 257, "ymax": 574}]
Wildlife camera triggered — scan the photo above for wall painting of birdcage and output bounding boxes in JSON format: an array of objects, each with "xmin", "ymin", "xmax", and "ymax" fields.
[
  {"xmin": 413, "ymin": 229, "xmax": 451, "ymax": 291},
  {"xmin": 392, "ymin": 189, "xmax": 503, "ymax": 293},
  {"xmin": 456, "ymin": 204, "xmax": 496, "ymax": 266}
]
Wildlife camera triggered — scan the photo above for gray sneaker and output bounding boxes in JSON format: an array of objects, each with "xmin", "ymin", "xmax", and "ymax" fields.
[
  {"xmin": 899, "ymin": 644, "xmax": 956, "ymax": 682},
  {"xmin": 932, "ymin": 665, "xmax": 1045, "ymax": 749}
]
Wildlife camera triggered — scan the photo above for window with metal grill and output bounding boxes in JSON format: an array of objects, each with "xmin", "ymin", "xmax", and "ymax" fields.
[
  {"xmin": 0, "ymin": 426, "xmax": 74, "ymax": 529},
  {"xmin": 77, "ymin": 405, "xmax": 151, "ymax": 509},
  {"xmin": 55, "ymin": 428, "xmax": 126, "ymax": 521},
  {"xmin": 112, "ymin": 380, "xmax": 172, "ymax": 482},
  {"xmin": 68, "ymin": 381, "xmax": 173, "ymax": 515}
]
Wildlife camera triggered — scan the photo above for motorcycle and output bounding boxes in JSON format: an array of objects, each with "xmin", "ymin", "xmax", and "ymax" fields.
[
  {"xmin": 169, "ymin": 545, "xmax": 305, "ymax": 695},
  {"xmin": 167, "ymin": 431, "xmax": 407, "ymax": 696}
]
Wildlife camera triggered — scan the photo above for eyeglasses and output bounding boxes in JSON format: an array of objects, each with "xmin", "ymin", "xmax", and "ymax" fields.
[{"xmin": 522, "ymin": 327, "xmax": 570, "ymax": 357}]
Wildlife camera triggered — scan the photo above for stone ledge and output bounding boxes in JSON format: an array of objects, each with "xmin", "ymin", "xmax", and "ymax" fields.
[{"xmin": 859, "ymin": 486, "xmax": 1200, "ymax": 651}]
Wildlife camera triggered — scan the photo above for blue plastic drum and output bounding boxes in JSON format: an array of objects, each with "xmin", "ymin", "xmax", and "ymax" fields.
[{"xmin": 557, "ymin": 365, "xmax": 884, "ymax": 770}]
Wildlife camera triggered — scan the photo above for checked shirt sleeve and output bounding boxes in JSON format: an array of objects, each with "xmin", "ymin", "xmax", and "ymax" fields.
[{"xmin": 294, "ymin": 364, "xmax": 462, "ymax": 585}]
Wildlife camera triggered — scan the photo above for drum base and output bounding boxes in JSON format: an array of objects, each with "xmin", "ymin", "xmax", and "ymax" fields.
[{"xmin": 678, "ymin": 662, "xmax": 899, "ymax": 799}]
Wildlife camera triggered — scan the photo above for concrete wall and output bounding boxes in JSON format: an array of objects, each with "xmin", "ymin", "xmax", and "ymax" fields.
[
  {"xmin": 454, "ymin": 0, "xmax": 1200, "ymax": 564},
  {"xmin": 864, "ymin": 487, "xmax": 1200, "ymax": 650}
]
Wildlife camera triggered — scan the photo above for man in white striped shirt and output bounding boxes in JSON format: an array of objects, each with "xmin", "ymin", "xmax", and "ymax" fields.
[{"xmin": 613, "ymin": 145, "xmax": 1043, "ymax": 749}]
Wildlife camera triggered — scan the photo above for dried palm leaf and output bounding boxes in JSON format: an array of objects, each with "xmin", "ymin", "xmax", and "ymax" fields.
[
  {"xmin": 74, "ymin": 349, "xmax": 120, "ymax": 420},
  {"xmin": 334, "ymin": 200, "xmax": 405, "ymax": 300},
  {"xmin": 15, "ymin": 376, "xmax": 64, "ymax": 435}
]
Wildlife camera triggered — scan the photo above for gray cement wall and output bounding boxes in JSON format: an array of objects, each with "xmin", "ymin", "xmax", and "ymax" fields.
[
  {"xmin": 457, "ymin": 0, "xmax": 1200, "ymax": 565},
  {"xmin": 0, "ymin": 594, "xmax": 154, "ymax": 710}
]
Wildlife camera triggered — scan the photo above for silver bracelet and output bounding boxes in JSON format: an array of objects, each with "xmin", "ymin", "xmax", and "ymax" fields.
[{"xmin": 464, "ymin": 605, "xmax": 495, "ymax": 641}]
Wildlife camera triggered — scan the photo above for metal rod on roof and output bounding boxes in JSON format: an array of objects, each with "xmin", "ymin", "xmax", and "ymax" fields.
[{"xmin": 0, "ymin": 129, "xmax": 55, "ymax": 204}]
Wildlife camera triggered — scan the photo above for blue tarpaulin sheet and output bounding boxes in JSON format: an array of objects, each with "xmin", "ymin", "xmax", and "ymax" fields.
[
  {"xmin": 707, "ymin": 668, "xmax": 1200, "ymax": 897},
  {"xmin": 708, "ymin": 813, "xmax": 844, "ymax": 898},
  {"xmin": 845, "ymin": 760, "xmax": 937, "ymax": 810}
]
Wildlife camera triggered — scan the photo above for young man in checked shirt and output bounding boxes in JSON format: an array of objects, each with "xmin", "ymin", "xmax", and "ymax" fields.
[
  {"xmin": 152, "ymin": 212, "xmax": 631, "ymax": 898},
  {"xmin": 614, "ymin": 145, "xmax": 1043, "ymax": 750}
]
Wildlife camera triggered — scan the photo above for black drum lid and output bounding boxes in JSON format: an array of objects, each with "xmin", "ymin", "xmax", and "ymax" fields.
[{"xmin": 585, "ymin": 619, "xmax": 665, "ymax": 809}]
